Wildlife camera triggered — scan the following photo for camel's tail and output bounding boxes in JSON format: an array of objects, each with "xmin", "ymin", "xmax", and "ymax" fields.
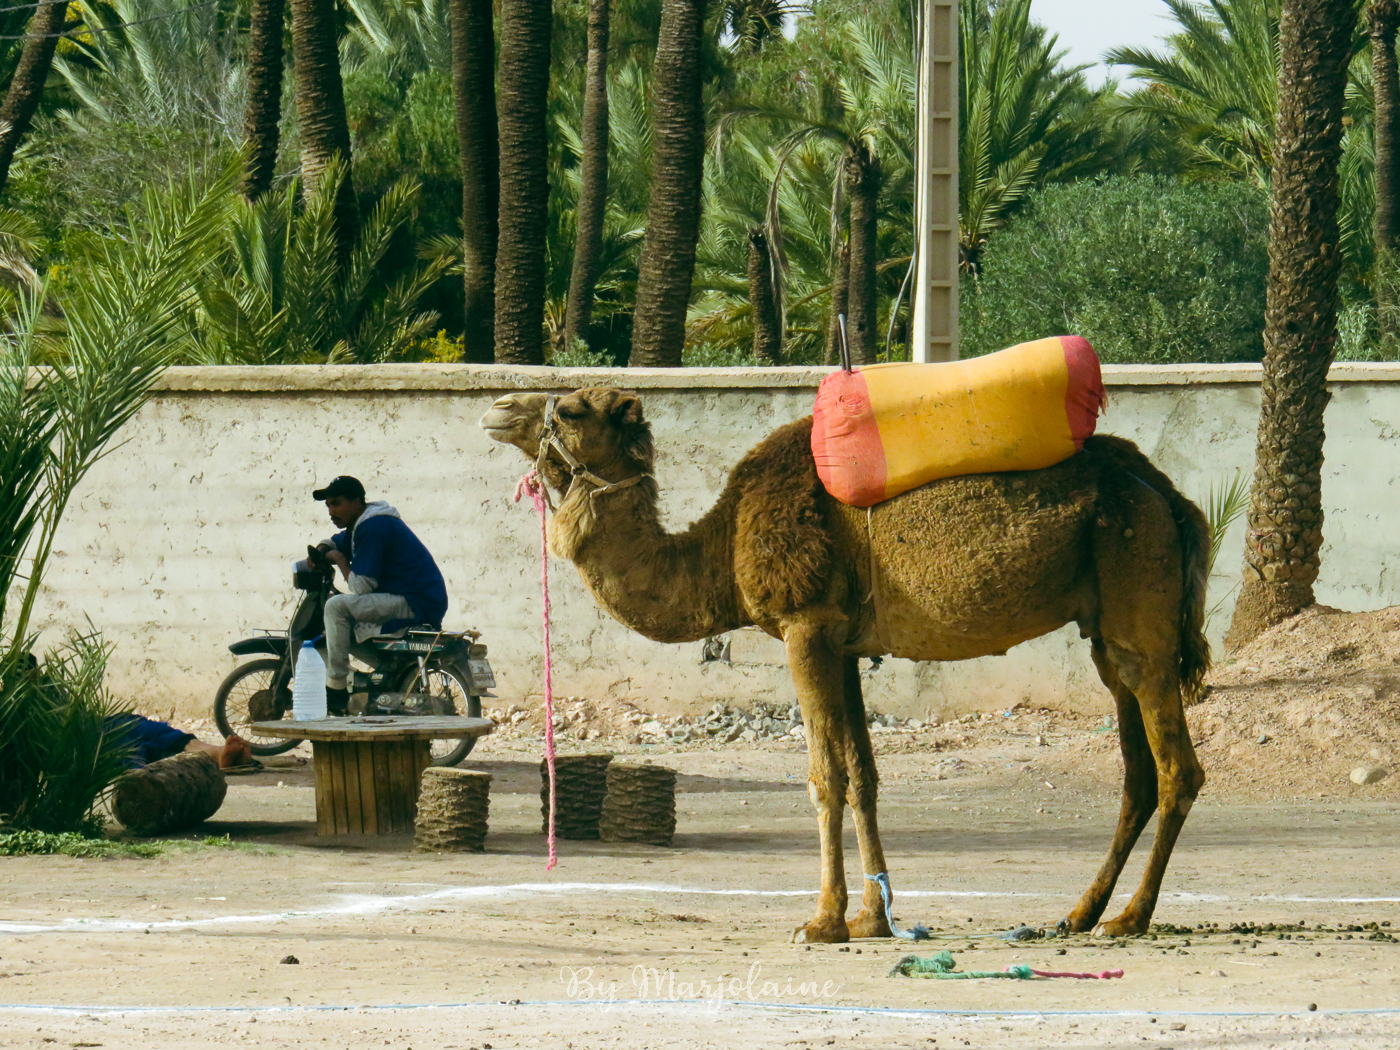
[{"xmin": 1083, "ymin": 435, "xmax": 1212, "ymax": 702}]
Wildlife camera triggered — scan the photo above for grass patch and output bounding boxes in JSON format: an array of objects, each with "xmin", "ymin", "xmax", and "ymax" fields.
[
  {"xmin": 0, "ymin": 829, "xmax": 273, "ymax": 857},
  {"xmin": 0, "ymin": 830, "xmax": 164, "ymax": 857}
]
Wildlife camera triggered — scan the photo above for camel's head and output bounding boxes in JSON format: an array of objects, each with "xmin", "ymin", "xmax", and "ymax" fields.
[{"xmin": 479, "ymin": 387, "xmax": 655, "ymax": 492}]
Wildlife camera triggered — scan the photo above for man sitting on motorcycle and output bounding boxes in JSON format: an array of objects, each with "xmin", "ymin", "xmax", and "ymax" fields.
[{"xmin": 311, "ymin": 475, "xmax": 448, "ymax": 715}]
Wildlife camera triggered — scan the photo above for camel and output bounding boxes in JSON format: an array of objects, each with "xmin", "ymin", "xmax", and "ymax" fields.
[{"xmin": 480, "ymin": 387, "xmax": 1209, "ymax": 942}]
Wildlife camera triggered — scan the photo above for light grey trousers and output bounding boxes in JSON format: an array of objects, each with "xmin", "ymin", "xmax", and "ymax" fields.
[{"xmin": 323, "ymin": 591, "xmax": 413, "ymax": 689}]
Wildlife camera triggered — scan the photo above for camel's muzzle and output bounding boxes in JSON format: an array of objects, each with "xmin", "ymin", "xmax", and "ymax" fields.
[{"xmin": 478, "ymin": 395, "xmax": 540, "ymax": 445}]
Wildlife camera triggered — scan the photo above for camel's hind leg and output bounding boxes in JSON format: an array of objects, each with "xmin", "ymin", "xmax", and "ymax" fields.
[
  {"xmin": 1092, "ymin": 643, "xmax": 1205, "ymax": 937},
  {"xmin": 785, "ymin": 619, "xmax": 853, "ymax": 944},
  {"xmin": 1072, "ymin": 477, "xmax": 1207, "ymax": 936},
  {"xmin": 839, "ymin": 656, "xmax": 894, "ymax": 939},
  {"xmin": 1062, "ymin": 641, "xmax": 1159, "ymax": 932}
]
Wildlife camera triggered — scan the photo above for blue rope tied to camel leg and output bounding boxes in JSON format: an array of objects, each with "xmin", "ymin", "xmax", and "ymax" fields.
[{"xmin": 864, "ymin": 871, "xmax": 930, "ymax": 941}]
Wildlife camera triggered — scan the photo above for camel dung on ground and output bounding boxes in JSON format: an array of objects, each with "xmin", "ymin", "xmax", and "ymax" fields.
[{"xmin": 480, "ymin": 387, "xmax": 1210, "ymax": 942}]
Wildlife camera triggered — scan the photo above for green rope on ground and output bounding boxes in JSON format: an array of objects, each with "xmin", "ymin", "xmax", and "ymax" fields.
[{"xmin": 888, "ymin": 951, "xmax": 1033, "ymax": 980}]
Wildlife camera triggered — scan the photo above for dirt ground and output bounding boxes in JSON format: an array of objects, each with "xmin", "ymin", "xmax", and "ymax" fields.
[{"xmin": 3, "ymin": 606, "xmax": 1399, "ymax": 1048}]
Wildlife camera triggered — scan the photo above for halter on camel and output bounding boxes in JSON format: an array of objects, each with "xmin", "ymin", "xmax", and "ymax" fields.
[{"xmin": 533, "ymin": 394, "xmax": 651, "ymax": 505}]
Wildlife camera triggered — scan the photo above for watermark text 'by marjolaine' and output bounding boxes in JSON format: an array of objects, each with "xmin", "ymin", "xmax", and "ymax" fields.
[{"xmin": 561, "ymin": 962, "xmax": 844, "ymax": 1011}]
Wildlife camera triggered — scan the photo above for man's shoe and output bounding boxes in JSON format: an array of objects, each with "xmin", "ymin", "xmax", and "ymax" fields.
[{"xmin": 326, "ymin": 686, "xmax": 350, "ymax": 717}]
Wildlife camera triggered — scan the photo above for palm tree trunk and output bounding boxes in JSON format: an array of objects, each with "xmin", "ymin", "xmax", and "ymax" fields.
[
  {"xmin": 290, "ymin": 0, "xmax": 357, "ymax": 251},
  {"xmin": 563, "ymin": 0, "xmax": 611, "ymax": 354},
  {"xmin": 242, "ymin": 0, "xmax": 286, "ymax": 201},
  {"xmin": 494, "ymin": 0, "xmax": 552, "ymax": 365},
  {"xmin": 1225, "ymin": 0, "xmax": 1354, "ymax": 651},
  {"xmin": 844, "ymin": 142, "xmax": 880, "ymax": 366},
  {"xmin": 451, "ymin": 0, "xmax": 499, "ymax": 363},
  {"xmin": 747, "ymin": 226, "xmax": 781, "ymax": 364},
  {"xmin": 0, "ymin": 0, "xmax": 69, "ymax": 197},
  {"xmin": 1370, "ymin": 0, "xmax": 1400, "ymax": 344},
  {"xmin": 629, "ymin": 0, "xmax": 706, "ymax": 367},
  {"xmin": 824, "ymin": 242, "xmax": 850, "ymax": 366}
]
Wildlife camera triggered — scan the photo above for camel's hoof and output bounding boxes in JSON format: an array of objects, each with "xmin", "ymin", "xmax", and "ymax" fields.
[
  {"xmin": 1059, "ymin": 911, "xmax": 1099, "ymax": 934},
  {"xmin": 792, "ymin": 920, "xmax": 850, "ymax": 944},
  {"xmin": 1093, "ymin": 914, "xmax": 1148, "ymax": 938},
  {"xmin": 847, "ymin": 912, "xmax": 892, "ymax": 939}
]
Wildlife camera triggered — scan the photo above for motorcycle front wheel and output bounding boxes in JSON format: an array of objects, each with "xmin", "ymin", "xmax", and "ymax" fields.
[
  {"xmin": 214, "ymin": 657, "xmax": 302, "ymax": 755},
  {"xmin": 396, "ymin": 661, "xmax": 482, "ymax": 767}
]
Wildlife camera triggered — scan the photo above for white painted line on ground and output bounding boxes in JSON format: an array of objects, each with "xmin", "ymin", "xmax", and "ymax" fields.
[{"xmin": 0, "ymin": 881, "xmax": 1391, "ymax": 935}]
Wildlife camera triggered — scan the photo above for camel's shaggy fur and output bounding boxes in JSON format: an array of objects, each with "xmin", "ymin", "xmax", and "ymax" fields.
[{"xmin": 482, "ymin": 388, "xmax": 1210, "ymax": 942}]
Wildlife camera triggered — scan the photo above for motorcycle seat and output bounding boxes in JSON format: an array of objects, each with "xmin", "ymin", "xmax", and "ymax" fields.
[{"xmin": 367, "ymin": 625, "xmax": 479, "ymax": 652}]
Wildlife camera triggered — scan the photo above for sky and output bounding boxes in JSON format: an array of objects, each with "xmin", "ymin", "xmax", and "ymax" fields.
[{"xmin": 1031, "ymin": 0, "xmax": 1177, "ymax": 87}]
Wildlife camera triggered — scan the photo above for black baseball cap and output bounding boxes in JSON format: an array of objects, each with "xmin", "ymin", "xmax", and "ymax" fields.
[{"xmin": 313, "ymin": 475, "xmax": 366, "ymax": 501}]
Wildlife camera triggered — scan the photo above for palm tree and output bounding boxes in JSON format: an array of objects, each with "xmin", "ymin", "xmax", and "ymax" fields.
[
  {"xmin": 193, "ymin": 161, "xmax": 448, "ymax": 364},
  {"xmin": 450, "ymin": 0, "xmax": 499, "ymax": 363},
  {"xmin": 843, "ymin": 140, "xmax": 880, "ymax": 363},
  {"xmin": 629, "ymin": 0, "xmax": 707, "ymax": 367},
  {"xmin": 0, "ymin": 0, "xmax": 70, "ymax": 197},
  {"xmin": 746, "ymin": 225, "xmax": 781, "ymax": 362},
  {"xmin": 33, "ymin": 0, "xmax": 243, "ymax": 228},
  {"xmin": 563, "ymin": 0, "xmax": 612, "ymax": 354},
  {"xmin": 1107, "ymin": 0, "xmax": 1282, "ymax": 182},
  {"xmin": 718, "ymin": 18, "xmax": 915, "ymax": 363},
  {"xmin": 1369, "ymin": 0, "xmax": 1400, "ymax": 339},
  {"xmin": 0, "ymin": 165, "xmax": 236, "ymax": 834},
  {"xmin": 723, "ymin": 0, "xmax": 789, "ymax": 51},
  {"xmin": 824, "ymin": 242, "xmax": 849, "ymax": 364},
  {"xmin": 495, "ymin": 0, "xmax": 552, "ymax": 364},
  {"xmin": 1226, "ymin": 0, "xmax": 1358, "ymax": 649},
  {"xmin": 290, "ymin": 0, "xmax": 358, "ymax": 251},
  {"xmin": 243, "ymin": 0, "xmax": 286, "ymax": 201},
  {"xmin": 958, "ymin": 0, "xmax": 1096, "ymax": 273}
]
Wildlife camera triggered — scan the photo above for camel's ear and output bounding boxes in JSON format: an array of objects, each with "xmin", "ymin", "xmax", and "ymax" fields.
[{"xmin": 612, "ymin": 394, "xmax": 644, "ymax": 426}]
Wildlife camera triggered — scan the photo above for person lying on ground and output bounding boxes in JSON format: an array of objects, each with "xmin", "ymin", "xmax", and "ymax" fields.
[
  {"xmin": 310, "ymin": 474, "xmax": 448, "ymax": 716},
  {"xmin": 105, "ymin": 713, "xmax": 252, "ymax": 769}
]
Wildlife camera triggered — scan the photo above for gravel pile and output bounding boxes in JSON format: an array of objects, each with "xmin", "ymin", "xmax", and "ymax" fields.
[{"xmin": 485, "ymin": 696, "xmax": 931, "ymax": 747}]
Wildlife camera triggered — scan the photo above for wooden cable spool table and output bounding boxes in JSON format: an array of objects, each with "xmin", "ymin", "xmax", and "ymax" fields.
[{"xmin": 251, "ymin": 716, "xmax": 494, "ymax": 837}]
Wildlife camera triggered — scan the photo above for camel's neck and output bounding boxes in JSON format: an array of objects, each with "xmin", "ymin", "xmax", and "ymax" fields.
[{"xmin": 548, "ymin": 477, "xmax": 747, "ymax": 644}]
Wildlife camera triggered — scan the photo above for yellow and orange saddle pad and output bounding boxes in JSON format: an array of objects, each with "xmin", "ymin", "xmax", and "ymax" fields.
[{"xmin": 810, "ymin": 336, "xmax": 1105, "ymax": 507}]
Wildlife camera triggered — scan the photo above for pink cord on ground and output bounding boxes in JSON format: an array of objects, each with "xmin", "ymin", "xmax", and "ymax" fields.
[
  {"xmin": 515, "ymin": 470, "xmax": 557, "ymax": 870},
  {"xmin": 1021, "ymin": 967, "xmax": 1124, "ymax": 979}
]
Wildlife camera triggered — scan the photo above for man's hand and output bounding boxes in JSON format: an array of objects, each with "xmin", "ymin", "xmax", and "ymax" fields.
[{"xmin": 324, "ymin": 549, "xmax": 350, "ymax": 579}]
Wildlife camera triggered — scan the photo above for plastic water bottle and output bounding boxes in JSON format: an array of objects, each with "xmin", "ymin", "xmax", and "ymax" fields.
[{"xmin": 292, "ymin": 641, "xmax": 328, "ymax": 721}]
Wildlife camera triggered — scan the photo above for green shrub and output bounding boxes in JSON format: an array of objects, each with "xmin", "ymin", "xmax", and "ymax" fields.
[
  {"xmin": 548, "ymin": 339, "xmax": 615, "ymax": 368},
  {"xmin": 961, "ymin": 176, "xmax": 1270, "ymax": 364},
  {"xmin": 681, "ymin": 343, "xmax": 761, "ymax": 368}
]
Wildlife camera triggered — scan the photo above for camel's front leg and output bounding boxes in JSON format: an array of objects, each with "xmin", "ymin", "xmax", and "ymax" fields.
[
  {"xmin": 785, "ymin": 620, "xmax": 852, "ymax": 944},
  {"xmin": 840, "ymin": 655, "xmax": 893, "ymax": 939}
]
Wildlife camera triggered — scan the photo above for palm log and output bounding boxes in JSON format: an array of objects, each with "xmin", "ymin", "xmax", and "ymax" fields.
[
  {"xmin": 599, "ymin": 762, "xmax": 676, "ymax": 846},
  {"xmin": 112, "ymin": 753, "xmax": 227, "ymax": 836},
  {"xmin": 541, "ymin": 753, "xmax": 613, "ymax": 839},
  {"xmin": 415, "ymin": 768, "xmax": 492, "ymax": 852}
]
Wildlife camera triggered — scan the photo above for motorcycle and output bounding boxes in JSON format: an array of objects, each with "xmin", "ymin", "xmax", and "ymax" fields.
[{"xmin": 213, "ymin": 549, "xmax": 495, "ymax": 767}]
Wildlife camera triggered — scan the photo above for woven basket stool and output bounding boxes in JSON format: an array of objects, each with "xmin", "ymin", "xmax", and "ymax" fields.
[
  {"xmin": 599, "ymin": 762, "xmax": 676, "ymax": 846},
  {"xmin": 415, "ymin": 768, "xmax": 491, "ymax": 852},
  {"xmin": 540, "ymin": 753, "xmax": 614, "ymax": 839}
]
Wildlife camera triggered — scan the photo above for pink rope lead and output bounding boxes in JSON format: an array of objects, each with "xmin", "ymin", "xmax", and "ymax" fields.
[
  {"xmin": 515, "ymin": 470, "xmax": 558, "ymax": 871},
  {"xmin": 1019, "ymin": 966, "xmax": 1124, "ymax": 980}
]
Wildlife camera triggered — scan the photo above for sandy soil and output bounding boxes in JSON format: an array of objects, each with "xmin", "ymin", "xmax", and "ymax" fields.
[
  {"xmin": 3, "ymin": 728, "xmax": 1399, "ymax": 1049},
  {"xmin": 4, "ymin": 605, "xmax": 1400, "ymax": 1047}
]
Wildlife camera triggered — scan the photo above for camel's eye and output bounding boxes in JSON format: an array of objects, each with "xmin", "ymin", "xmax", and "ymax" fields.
[{"xmin": 555, "ymin": 403, "xmax": 587, "ymax": 420}]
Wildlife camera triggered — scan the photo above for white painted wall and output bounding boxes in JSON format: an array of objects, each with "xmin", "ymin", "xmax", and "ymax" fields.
[{"xmin": 27, "ymin": 362, "xmax": 1400, "ymax": 721}]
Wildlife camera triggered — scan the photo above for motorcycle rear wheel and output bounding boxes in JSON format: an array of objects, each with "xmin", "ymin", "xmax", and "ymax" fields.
[
  {"xmin": 396, "ymin": 661, "xmax": 482, "ymax": 767},
  {"xmin": 214, "ymin": 657, "xmax": 302, "ymax": 755}
]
